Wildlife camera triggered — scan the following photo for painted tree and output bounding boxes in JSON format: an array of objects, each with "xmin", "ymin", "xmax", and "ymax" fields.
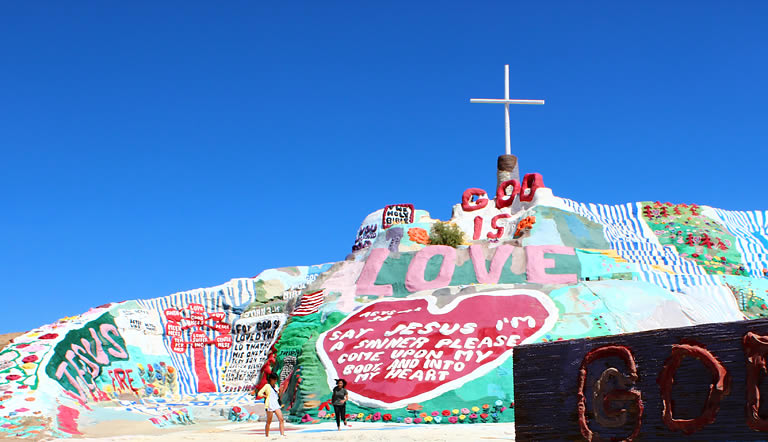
[{"xmin": 164, "ymin": 303, "xmax": 232, "ymax": 393}]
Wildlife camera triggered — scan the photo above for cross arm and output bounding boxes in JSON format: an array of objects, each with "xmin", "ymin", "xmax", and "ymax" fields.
[{"xmin": 469, "ymin": 98, "xmax": 545, "ymax": 105}]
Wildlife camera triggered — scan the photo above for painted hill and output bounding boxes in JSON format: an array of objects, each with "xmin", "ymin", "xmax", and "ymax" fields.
[{"xmin": 1, "ymin": 173, "xmax": 767, "ymax": 438}]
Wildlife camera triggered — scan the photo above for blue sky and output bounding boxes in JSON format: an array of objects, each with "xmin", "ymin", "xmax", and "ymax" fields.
[{"xmin": 1, "ymin": 2, "xmax": 766, "ymax": 333}]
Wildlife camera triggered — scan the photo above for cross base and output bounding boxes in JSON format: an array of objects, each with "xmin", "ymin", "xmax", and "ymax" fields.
[{"xmin": 497, "ymin": 154, "xmax": 520, "ymax": 188}]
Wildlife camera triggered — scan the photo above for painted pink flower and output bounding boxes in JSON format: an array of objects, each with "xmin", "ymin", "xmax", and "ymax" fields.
[
  {"xmin": 431, "ymin": 411, "xmax": 439, "ymax": 416},
  {"xmin": 404, "ymin": 417, "xmax": 412, "ymax": 424},
  {"xmin": 413, "ymin": 418, "xmax": 422, "ymax": 424},
  {"xmin": 449, "ymin": 416, "xmax": 458, "ymax": 424}
]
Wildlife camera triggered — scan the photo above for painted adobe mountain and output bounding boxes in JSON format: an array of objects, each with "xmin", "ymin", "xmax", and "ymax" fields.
[{"xmin": 1, "ymin": 173, "xmax": 767, "ymax": 438}]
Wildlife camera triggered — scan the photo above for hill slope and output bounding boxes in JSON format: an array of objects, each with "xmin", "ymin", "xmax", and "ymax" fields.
[{"xmin": 1, "ymin": 177, "xmax": 766, "ymax": 438}]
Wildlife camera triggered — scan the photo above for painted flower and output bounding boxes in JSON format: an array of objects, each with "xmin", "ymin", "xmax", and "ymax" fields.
[
  {"xmin": 357, "ymin": 412, "xmax": 364, "ymax": 419},
  {"xmin": 5, "ymin": 375, "xmax": 21, "ymax": 381},
  {"xmin": 434, "ymin": 416, "xmax": 442, "ymax": 424},
  {"xmin": 500, "ymin": 406, "xmax": 506, "ymax": 412},
  {"xmin": 452, "ymin": 409, "xmax": 460, "ymax": 415},
  {"xmin": 37, "ymin": 333, "xmax": 58, "ymax": 340},
  {"xmin": 461, "ymin": 408, "xmax": 470, "ymax": 414},
  {"xmin": 471, "ymin": 406, "xmax": 480, "ymax": 412},
  {"xmin": 424, "ymin": 416, "xmax": 433, "ymax": 423},
  {"xmin": 490, "ymin": 413, "xmax": 499, "ymax": 422},
  {"xmin": 459, "ymin": 414, "xmax": 466, "ymax": 421},
  {"xmin": 431, "ymin": 411, "xmax": 439, "ymax": 417},
  {"xmin": 382, "ymin": 414, "xmax": 392, "ymax": 421},
  {"xmin": 470, "ymin": 413, "xmax": 478, "ymax": 419},
  {"xmin": 232, "ymin": 406, "xmax": 241, "ymax": 413},
  {"xmin": 442, "ymin": 409, "xmax": 451, "ymax": 416},
  {"xmin": 408, "ymin": 228, "xmax": 430, "ymax": 245},
  {"xmin": 494, "ymin": 400, "xmax": 503, "ymax": 407},
  {"xmin": 372, "ymin": 412, "xmax": 381, "ymax": 421},
  {"xmin": 318, "ymin": 410, "xmax": 327, "ymax": 418},
  {"xmin": 404, "ymin": 417, "xmax": 412, "ymax": 424},
  {"xmin": 480, "ymin": 413, "xmax": 489, "ymax": 421},
  {"xmin": 449, "ymin": 416, "xmax": 458, "ymax": 424},
  {"xmin": 21, "ymin": 355, "xmax": 38, "ymax": 364},
  {"xmin": 407, "ymin": 403, "xmax": 423, "ymax": 413},
  {"xmin": 482, "ymin": 404, "xmax": 489, "ymax": 410},
  {"xmin": 414, "ymin": 418, "xmax": 422, "ymax": 424},
  {"xmin": 365, "ymin": 414, "xmax": 372, "ymax": 421}
]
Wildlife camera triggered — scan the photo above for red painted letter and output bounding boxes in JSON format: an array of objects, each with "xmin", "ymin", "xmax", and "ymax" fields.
[
  {"xmin": 495, "ymin": 179, "xmax": 520, "ymax": 209},
  {"xmin": 461, "ymin": 188, "xmax": 489, "ymax": 212},
  {"xmin": 577, "ymin": 345, "xmax": 642, "ymax": 441},
  {"xmin": 657, "ymin": 342, "xmax": 730, "ymax": 434},
  {"xmin": 519, "ymin": 173, "xmax": 544, "ymax": 202},
  {"xmin": 744, "ymin": 332, "xmax": 768, "ymax": 432}
]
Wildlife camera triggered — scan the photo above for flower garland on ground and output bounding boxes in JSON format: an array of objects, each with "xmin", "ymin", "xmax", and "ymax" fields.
[{"xmin": 306, "ymin": 399, "xmax": 511, "ymax": 425}]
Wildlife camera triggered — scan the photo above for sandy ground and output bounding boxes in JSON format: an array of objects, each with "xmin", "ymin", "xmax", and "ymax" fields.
[
  {"xmin": 0, "ymin": 332, "xmax": 23, "ymax": 351},
  {"xmin": 71, "ymin": 421, "xmax": 516, "ymax": 441}
]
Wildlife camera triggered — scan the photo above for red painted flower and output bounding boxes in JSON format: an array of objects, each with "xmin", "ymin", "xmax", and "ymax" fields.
[
  {"xmin": 5, "ymin": 375, "xmax": 21, "ymax": 381},
  {"xmin": 21, "ymin": 355, "xmax": 38, "ymax": 364},
  {"xmin": 37, "ymin": 333, "xmax": 58, "ymax": 340},
  {"xmin": 442, "ymin": 409, "xmax": 451, "ymax": 416},
  {"xmin": 232, "ymin": 406, "xmax": 241, "ymax": 413},
  {"xmin": 382, "ymin": 414, "xmax": 392, "ymax": 421}
]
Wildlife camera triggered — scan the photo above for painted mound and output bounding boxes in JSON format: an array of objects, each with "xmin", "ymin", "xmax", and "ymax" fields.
[{"xmin": 1, "ymin": 174, "xmax": 767, "ymax": 438}]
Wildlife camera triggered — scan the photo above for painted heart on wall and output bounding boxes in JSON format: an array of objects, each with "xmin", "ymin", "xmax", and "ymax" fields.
[{"xmin": 317, "ymin": 289, "xmax": 558, "ymax": 408}]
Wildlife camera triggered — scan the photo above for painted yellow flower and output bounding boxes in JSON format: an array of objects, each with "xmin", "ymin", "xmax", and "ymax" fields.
[
  {"xmin": 424, "ymin": 416, "xmax": 433, "ymax": 422},
  {"xmin": 357, "ymin": 412, "xmax": 364, "ymax": 419},
  {"xmin": 471, "ymin": 406, "xmax": 480, "ymax": 412},
  {"xmin": 459, "ymin": 414, "xmax": 466, "ymax": 420}
]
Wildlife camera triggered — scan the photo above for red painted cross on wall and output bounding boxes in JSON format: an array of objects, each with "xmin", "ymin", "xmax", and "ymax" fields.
[{"xmin": 164, "ymin": 303, "xmax": 232, "ymax": 393}]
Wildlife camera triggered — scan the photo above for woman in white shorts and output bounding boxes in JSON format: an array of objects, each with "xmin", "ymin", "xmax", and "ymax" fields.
[{"xmin": 257, "ymin": 373, "xmax": 285, "ymax": 437}]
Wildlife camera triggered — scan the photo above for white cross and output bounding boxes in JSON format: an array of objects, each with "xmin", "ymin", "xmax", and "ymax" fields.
[{"xmin": 470, "ymin": 65, "xmax": 545, "ymax": 155}]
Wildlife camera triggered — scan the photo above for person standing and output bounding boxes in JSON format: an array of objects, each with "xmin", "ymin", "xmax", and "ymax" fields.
[
  {"xmin": 257, "ymin": 373, "xmax": 285, "ymax": 437},
  {"xmin": 331, "ymin": 378, "xmax": 349, "ymax": 431}
]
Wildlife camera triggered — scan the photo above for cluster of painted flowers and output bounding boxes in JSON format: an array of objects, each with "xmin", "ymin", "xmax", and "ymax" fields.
[
  {"xmin": 315, "ymin": 410, "xmax": 392, "ymax": 422},
  {"xmin": 309, "ymin": 401, "xmax": 511, "ymax": 424},
  {"xmin": 400, "ymin": 401, "xmax": 508, "ymax": 424}
]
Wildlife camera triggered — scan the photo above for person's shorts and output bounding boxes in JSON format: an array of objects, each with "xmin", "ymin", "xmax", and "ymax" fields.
[{"xmin": 267, "ymin": 406, "xmax": 281, "ymax": 413}]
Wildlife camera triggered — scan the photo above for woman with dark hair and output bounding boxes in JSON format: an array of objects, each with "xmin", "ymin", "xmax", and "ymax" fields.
[
  {"xmin": 257, "ymin": 373, "xmax": 285, "ymax": 437},
  {"xmin": 331, "ymin": 378, "xmax": 349, "ymax": 430}
]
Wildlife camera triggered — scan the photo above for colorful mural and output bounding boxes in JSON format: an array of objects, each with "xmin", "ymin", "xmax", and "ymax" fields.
[{"xmin": 1, "ymin": 177, "xmax": 767, "ymax": 438}]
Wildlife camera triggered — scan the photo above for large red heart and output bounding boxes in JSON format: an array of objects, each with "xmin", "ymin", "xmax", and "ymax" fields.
[{"xmin": 317, "ymin": 289, "xmax": 557, "ymax": 408}]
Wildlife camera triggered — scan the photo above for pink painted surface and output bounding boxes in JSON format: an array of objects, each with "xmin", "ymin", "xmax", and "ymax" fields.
[
  {"xmin": 525, "ymin": 245, "xmax": 577, "ymax": 284},
  {"xmin": 57, "ymin": 405, "xmax": 82, "ymax": 435},
  {"xmin": 470, "ymin": 244, "xmax": 515, "ymax": 284},
  {"xmin": 356, "ymin": 248, "xmax": 394, "ymax": 297},
  {"xmin": 405, "ymin": 245, "xmax": 456, "ymax": 292}
]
